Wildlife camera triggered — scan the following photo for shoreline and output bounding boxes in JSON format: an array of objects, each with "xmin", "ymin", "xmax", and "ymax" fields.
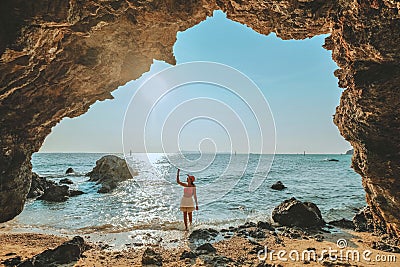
[{"xmin": 1, "ymin": 223, "xmax": 398, "ymax": 266}]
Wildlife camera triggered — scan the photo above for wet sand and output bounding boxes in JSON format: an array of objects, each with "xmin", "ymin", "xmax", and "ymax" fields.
[{"xmin": 0, "ymin": 227, "xmax": 398, "ymax": 266}]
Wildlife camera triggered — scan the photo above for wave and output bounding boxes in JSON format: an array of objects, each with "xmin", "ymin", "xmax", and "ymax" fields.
[
  {"xmin": 74, "ymin": 215, "xmax": 267, "ymax": 235},
  {"xmin": 43, "ymin": 173, "xmax": 87, "ymax": 179}
]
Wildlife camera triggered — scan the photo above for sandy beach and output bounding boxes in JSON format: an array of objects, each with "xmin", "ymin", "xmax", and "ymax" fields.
[{"xmin": 1, "ymin": 224, "xmax": 398, "ymax": 267}]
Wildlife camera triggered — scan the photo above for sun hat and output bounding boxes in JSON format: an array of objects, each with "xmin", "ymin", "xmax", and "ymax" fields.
[{"xmin": 186, "ymin": 174, "xmax": 195, "ymax": 182}]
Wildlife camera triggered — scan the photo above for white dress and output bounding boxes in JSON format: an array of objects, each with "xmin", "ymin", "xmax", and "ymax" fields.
[{"xmin": 180, "ymin": 187, "xmax": 195, "ymax": 211}]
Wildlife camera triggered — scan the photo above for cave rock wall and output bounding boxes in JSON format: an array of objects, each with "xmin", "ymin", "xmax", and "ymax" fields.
[{"xmin": 0, "ymin": 0, "xmax": 399, "ymax": 236}]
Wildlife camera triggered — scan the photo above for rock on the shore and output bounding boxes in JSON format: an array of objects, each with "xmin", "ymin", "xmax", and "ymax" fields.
[
  {"xmin": 86, "ymin": 155, "xmax": 137, "ymax": 193},
  {"xmin": 353, "ymin": 206, "xmax": 376, "ymax": 232},
  {"xmin": 18, "ymin": 236, "xmax": 87, "ymax": 267},
  {"xmin": 142, "ymin": 247, "xmax": 162, "ymax": 266},
  {"xmin": 1, "ymin": 256, "xmax": 22, "ymax": 266},
  {"xmin": 257, "ymin": 221, "xmax": 275, "ymax": 231},
  {"xmin": 196, "ymin": 243, "xmax": 216, "ymax": 254},
  {"xmin": 272, "ymin": 198, "xmax": 325, "ymax": 228},
  {"xmin": 249, "ymin": 229, "xmax": 266, "ymax": 239},
  {"xmin": 65, "ymin": 168, "xmax": 75, "ymax": 174},
  {"xmin": 328, "ymin": 218, "xmax": 354, "ymax": 229},
  {"xmin": 27, "ymin": 173, "xmax": 55, "ymax": 199},
  {"xmin": 372, "ymin": 240, "xmax": 400, "ymax": 253},
  {"xmin": 37, "ymin": 184, "xmax": 70, "ymax": 202},
  {"xmin": 271, "ymin": 181, "xmax": 286, "ymax": 190},
  {"xmin": 189, "ymin": 228, "xmax": 219, "ymax": 241},
  {"xmin": 180, "ymin": 250, "xmax": 197, "ymax": 260}
]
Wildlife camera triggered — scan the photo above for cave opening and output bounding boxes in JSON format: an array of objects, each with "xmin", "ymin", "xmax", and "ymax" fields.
[
  {"xmin": 39, "ymin": 10, "xmax": 350, "ymax": 154},
  {"xmin": 8, "ymin": 10, "xmax": 366, "ymax": 238}
]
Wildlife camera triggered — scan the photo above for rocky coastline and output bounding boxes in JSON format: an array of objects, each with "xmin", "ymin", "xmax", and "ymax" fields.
[{"xmin": 1, "ymin": 198, "xmax": 399, "ymax": 266}]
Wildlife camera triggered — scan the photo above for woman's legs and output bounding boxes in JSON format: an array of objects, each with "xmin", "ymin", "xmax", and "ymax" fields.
[
  {"xmin": 188, "ymin": 212, "xmax": 193, "ymax": 225},
  {"xmin": 183, "ymin": 211, "xmax": 188, "ymax": 230}
]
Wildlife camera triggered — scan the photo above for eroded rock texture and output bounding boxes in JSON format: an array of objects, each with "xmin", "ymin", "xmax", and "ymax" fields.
[{"xmin": 0, "ymin": 0, "xmax": 399, "ymax": 236}]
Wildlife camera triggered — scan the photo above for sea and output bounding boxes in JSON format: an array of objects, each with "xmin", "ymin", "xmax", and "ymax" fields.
[{"xmin": 1, "ymin": 153, "xmax": 366, "ymax": 248}]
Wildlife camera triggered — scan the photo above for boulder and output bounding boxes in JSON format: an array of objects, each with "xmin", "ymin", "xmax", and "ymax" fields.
[
  {"xmin": 59, "ymin": 178, "xmax": 73, "ymax": 185},
  {"xmin": 142, "ymin": 247, "xmax": 162, "ymax": 266},
  {"xmin": 65, "ymin": 168, "xmax": 75, "ymax": 174},
  {"xmin": 37, "ymin": 184, "xmax": 70, "ymax": 202},
  {"xmin": 271, "ymin": 181, "xmax": 286, "ymax": 190},
  {"xmin": 27, "ymin": 173, "xmax": 55, "ymax": 199},
  {"xmin": 272, "ymin": 197, "xmax": 325, "ymax": 228},
  {"xmin": 18, "ymin": 236, "xmax": 87, "ymax": 267},
  {"xmin": 86, "ymin": 155, "xmax": 137, "ymax": 193}
]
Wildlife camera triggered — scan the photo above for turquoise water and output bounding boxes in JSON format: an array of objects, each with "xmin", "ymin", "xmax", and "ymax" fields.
[{"xmin": 8, "ymin": 153, "xmax": 365, "ymax": 235}]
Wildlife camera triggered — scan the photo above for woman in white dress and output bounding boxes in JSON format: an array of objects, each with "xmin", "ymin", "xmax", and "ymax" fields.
[{"xmin": 176, "ymin": 168, "xmax": 198, "ymax": 231}]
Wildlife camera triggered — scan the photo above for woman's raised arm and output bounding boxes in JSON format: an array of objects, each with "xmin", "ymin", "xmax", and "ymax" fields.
[{"xmin": 176, "ymin": 169, "xmax": 186, "ymax": 186}]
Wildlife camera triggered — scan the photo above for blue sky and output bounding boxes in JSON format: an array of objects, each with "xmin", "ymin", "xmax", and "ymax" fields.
[{"xmin": 40, "ymin": 10, "xmax": 351, "ymax": 154}]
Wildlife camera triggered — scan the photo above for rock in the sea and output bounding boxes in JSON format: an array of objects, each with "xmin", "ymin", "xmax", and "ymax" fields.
[
  {"xmin": 271, "ymin": 181, "xmax": 286, "ymax": 190},
  {"xmin": 69, "ymin": 190, "xmax": 85, "ymax": 197},
  {"xmin": 142, "ymin": 247, "xmax": 162, "ymax": 266},
  {"xmin": 18, "ymin": 236, "xmax": 87, "ymax": 267},
  {"xmin": 327, "ymin": 158, "xmax": 339, "ymax": 162},
  {"xmin": 37, "ymin": 184, "xmax": 70, "ymax": 202},
  {"xmin": 272, "ymin": 197, "xmax": 325, "ymax": 228},
  {"xmin": 328, "ymin": 218, "xmax": 354, "ymax": 229},
  {"xmin": 96, "ymin": 180, "xmax": 118, "ymax": 193},
  {"xmin": 196, "ymin": 243, "xmax": 216, "ymax": 254},
  {"xmin": 59, "ymin": 178, "xmax": 73, "ymax": 185},
  {"xmin": 65, "ymin": 168, "xmax": 75, "ymax": 174},
  {"xmin": 86, "ymin": 155, "xmax": 137, "ymax": 193},
  {"xmin": 27, "ymin": 173, "xmax": 55, "ymax": 199}
]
